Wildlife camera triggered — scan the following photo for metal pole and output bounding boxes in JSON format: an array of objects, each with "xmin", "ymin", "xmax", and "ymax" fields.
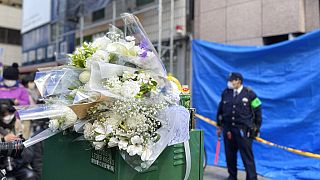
[
  {"xmin": 112, "ymin": 0, "xmax": 116, "ymax": 25},
  {"xmin": 80, "ymin": 16, "xmax": 84, "ymax": 45},
  {"xmin": 169, "ymin": 0, "xmax": 174, "ymax": 73},
  {"xmin": 79, "ymin": 0, "xmax": 84, "ymax": 45},
  {"xmin": 158, "ymin": 0, "xmax": 162, "ymax": 59}
]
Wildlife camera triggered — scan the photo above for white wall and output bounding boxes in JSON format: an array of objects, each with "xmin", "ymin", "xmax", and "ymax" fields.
[
  {"xmin": 0, "ymin": 4, "xmax": 21, "ymax": 29},
  {"xmin": 0, "ymin": 43, "xmax": 22, "ymax": 66}
]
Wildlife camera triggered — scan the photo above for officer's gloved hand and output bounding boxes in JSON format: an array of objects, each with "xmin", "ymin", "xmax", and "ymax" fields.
[{"xmin": 249, "ymin": 127, "xmax": 260, "ymax": 139}]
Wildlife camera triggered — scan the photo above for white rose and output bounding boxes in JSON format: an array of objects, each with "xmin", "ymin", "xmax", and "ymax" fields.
[
  {"xmin": 79, "ymin": 71, "xmax": 91, "ymax": 83},
  {"xmin": 120, "ymin": 81, "xmax": 140, "ymax": 98},
  {"xmin": 49, "ymin": 119, "xmax": 60, "ymax": 131},
  {"xmin": 93, "ymin": 141, "xmax": 106, "ymax": 150},
  {"xmin": 92, "ymin": 36, "xmax": 111, "ymax": 50}
]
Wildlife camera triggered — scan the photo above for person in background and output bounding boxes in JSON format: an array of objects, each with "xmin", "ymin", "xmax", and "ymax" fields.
[
  {"xmin": 216, "ymin": 72, "xmax": 262, "ymax": 180},
  {"xmin": 22, "ymin": 75, "xmax": 40, "ymax": 105},
  {"xmin": 0, "ymin": 63, "xmax": 30, "ymax": 105}
]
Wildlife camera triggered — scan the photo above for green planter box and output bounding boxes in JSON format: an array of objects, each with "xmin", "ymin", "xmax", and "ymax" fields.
[{"xmin": 43, "ymin": 130, "xmax": 204, "ymax": 180}]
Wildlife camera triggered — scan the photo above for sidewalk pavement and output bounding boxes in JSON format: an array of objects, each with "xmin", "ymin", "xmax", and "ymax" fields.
[{"xmin": 204, "ymin": 166, "xmax": 269, "ymax": 180}]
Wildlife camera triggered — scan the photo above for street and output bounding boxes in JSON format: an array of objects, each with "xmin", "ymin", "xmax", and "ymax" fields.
[{"xmin": 204, "ymin": 166, "xmax": 269, "ymax": 180}]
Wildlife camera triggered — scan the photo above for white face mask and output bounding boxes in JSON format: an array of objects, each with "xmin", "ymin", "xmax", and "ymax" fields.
[
  {"xmin": 3, "ymin": 80, "xmax": 17, "ymax": 87},
  {"xmin": 227, "ymin": 81, "xmax": 234, "ymax": 89},
  {"xmin": 3, "ymin": 114, "xmax": 15, "ymax": 124}
]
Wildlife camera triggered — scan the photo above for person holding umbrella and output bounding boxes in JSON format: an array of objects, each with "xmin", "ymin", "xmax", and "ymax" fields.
[{"xmin": 216, "ymin": 72, "xmax": 262, "ymax": 180}]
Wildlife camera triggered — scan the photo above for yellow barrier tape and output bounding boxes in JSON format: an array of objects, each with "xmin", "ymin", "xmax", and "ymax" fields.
[{"xmin": 195, "ymin": 114, "xmax": 320, "ymax": 159}]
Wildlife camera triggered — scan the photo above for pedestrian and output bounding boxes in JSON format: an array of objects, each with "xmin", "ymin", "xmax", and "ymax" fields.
[
  {"xmin": 0, "ymin": 63, "xmax": 30, "ymax": 105},
  {"xmin": 216, "ymin": 72, "xmax": 262, "ymax": 180}
]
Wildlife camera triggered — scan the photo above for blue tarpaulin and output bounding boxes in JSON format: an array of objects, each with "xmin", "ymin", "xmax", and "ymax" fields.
[{"xmin": 192, "ymin": 30, "xmax": 320, "ymax": 179}]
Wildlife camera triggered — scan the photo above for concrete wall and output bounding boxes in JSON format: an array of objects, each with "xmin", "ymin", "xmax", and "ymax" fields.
[
  {"xmin": 0, "ymin": 4, "xmax": 22, "ymax": 65},
  {"xmin": 0, "ymin": 43, "xmax": 22, "ymax": 66},
  {"xmin": 0, "ymin": 4, "xmax": 21, "ymax": 29},
  {"xmin": 194, "ymin": 0, "xmax": 320, "ymax": 46}
]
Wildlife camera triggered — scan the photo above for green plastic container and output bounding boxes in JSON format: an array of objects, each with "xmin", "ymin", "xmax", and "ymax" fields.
[{"xmin": 43, "ymin": 130, "xmax": 204, "ymax": 180}]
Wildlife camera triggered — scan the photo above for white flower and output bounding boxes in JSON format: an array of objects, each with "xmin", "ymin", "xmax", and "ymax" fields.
[
  {"xmin": 62, "ymin": 107, "xmax": 78, "ymax": 127},
  {"xmin": 125, "ymin": 36, "xmax": 135, "ymax": 42},
  {"xmin": 93, "ymin": 141, "xmax": 106, "ymax": 150},
  {"xmin": 108, "ymin": 137, "xmax": 119, "ymax": 147},
  {"xmin": 127, "ymin": 135, "xmax": 144, "ymax": 156},
  {"xmin": 122, "ymin": 71, "xmax": 137, "ymax": 80},
  {"xmin": 141, "ymin": 148, "xmax": 153, "ymax": 161},
  {"xmin": 75, "ymin": 47, "xmax": 85, "ymax": 55},
  {"xmin": 91, "ymin": 50, "xmax": 110, "ymax": 62},
  {"xmin": 105, "ymin": 114, "xmax": 121, "ymax": 127},
  {"xmin": 79, "ymin": 71, "xmax": 91, "ymax": 83},
  {"xmin": 120, "ymin": 81, "xmax": 140, "ymax": 98},
  {"xmin": 83, "ymin": 123, "xmax": 94, "ymax": 140},
  {"xmin": 92, "ymin": 36, "xmax": 111, "ymax": 50},
  {"xmin": 137, "ymin": 73, "xmax": 151, "ymax": 84},
  {"xmin": 126, "ymin": 114, "xmax": 147, "ymax": 129},
  {"xmin": 106, "ymin": 42, "xmax": 128, "ymax": 55},
  {"xmin": 49, "ymin": 119, "xmax": 60, "ymax": 131},
  {"xmin": 127, "ymin": 144, "xmax": 143, "ymax": 156},
  {"xmin": 118, "ymin": 139, "xmax": 129, "ymax": 150},
  {"xmin": 94, "ymin": 124, "xmax": 113, "ymax": 141}
]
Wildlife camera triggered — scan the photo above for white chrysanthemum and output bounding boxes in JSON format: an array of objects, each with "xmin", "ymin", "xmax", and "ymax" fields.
[
  {"xmin": 105, "ymin": 114, "xmax": 121, "ymax": 127},
  {"xmin": 92, "ymin": 36, "xmax": 111, "ymax": 50},
  {"xmin": 79, "ymin": 71, "xmax": 91, "ymax": 83},
  {"xmin": 49, "ymin": 119, "xmax": 60, "ymax": 131},
  {"xmin": 126, "ymin": 114, "xmax": 147, "ymax": 129},
  {"xmin": 91, "ymin": 50, "xmax": 110, "ymax": 62},
  {"xmin": 83, "ymin": 123, "xmax": 94, "ymax": 140},
  {"xmin": 120, "ymin": 81, "xmax": 140, "ymax": 98}
]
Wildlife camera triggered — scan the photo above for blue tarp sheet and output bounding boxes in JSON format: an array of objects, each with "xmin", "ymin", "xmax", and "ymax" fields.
[{"xmin": 192, "ymin": 30, "xmax": 320, "ymax": 179}]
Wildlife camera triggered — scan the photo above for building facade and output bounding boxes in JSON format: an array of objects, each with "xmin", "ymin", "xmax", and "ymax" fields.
[
  {"xmin": 77, "ymin": 0, "xmax": 191, "ymax": 84},
  {"xmin": 0, "ymin": 0, "xmax": 22, "ymax": 66},
  {"xmin": 194, "ymin": 0, "xmax": 320, "ymax": 46}
]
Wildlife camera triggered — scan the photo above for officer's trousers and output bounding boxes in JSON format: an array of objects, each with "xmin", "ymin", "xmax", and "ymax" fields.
[{"xmin": 223, "ymin": 127, "xmax": 257, "ymax": 180}]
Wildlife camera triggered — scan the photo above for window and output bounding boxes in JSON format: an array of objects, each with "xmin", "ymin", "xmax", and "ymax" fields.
[
  {"xmin": 92, "ymin": 9, "xmax": 105, "ymax": 22},
  {"xmin": 0, "ymin": 27, "xmax": 6, "ymax": 43},
  {"xmin": 136, "ymin": 0, "xmax": 154, "ymax": 7},
  {"xmin": 263, "ymin": 34, "xmax": 288, "ymax": 45},
  {"xmin": 7, "ymin": 29, "xmax": 21, "ymax": 45},
  {"xmin": 0, "ymin": 27, "xmax": 21, "ymax": 45}
]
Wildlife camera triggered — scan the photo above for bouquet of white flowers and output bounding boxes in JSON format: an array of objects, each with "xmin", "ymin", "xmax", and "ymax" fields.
[{"xmin": 18, "ymin": 13, "xmax": 189, "ymax": 171}]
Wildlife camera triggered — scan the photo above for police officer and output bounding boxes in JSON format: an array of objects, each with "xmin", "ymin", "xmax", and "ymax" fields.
[{"xmin": 216, "ymin": 72, "xmax": 262, "ymax": 180}]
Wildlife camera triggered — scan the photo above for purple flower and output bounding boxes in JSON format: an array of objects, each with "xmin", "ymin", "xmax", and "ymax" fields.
[
  {"xmin": 140, "ymin": 50, "xmax": 148, "ymax": 58},
  {"xmin": 139, "ymin": 39, "xmax": 149, "ymax": 50}
]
